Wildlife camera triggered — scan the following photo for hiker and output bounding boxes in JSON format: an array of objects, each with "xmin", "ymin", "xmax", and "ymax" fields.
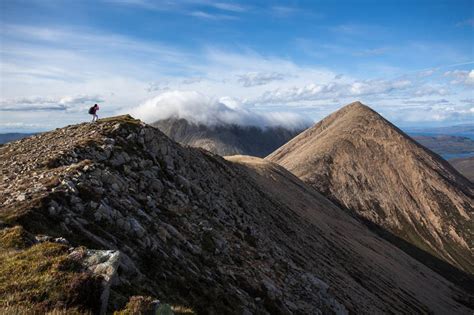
[{"xmin": 89, "ymin": 104, "xmax": 99, "ymax": 122}]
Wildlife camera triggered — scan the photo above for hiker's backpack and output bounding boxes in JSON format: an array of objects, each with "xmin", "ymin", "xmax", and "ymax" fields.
[{"xmin": 88, "ymin": 106, "xmax": 95, "ymax": 114}]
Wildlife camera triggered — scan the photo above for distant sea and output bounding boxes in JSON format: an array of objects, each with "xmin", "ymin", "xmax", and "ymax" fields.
[
  {"xmin": 442, "ymin": 152, "xmax": 474, "ymax": 160},
  {"xmin": 407, "ymin": 131, "xmax": 474, "ymax": 160},
  {"xmin": 409, "ymin": 132, "xmax": 474, "ymax": 140}
]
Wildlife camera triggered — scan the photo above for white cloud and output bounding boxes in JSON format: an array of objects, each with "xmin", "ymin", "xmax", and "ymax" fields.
[
  {"xmin": 417, "ymin": 69, "xmax": 437, "ymax": 78},
  {"xmin": 402, "ymin": 99, "xmax": 450, "ymax": 106},
  {"xmin": 0, "ymin": 122, "xmax": 48, "ymax": 129},
  {"xmin": 237, "ymin": 72, "xmax": 286, "ymax": 87},
  {"xmin": 211, "ymin": 2, "xmax": 248, "ymax": 12},
  {"xmin": 127, "ymin": 90, "xmax": 310, "ymax": 129},
  {"xmin": 0, "ymin": 95, "xmax": 103, "ymax": 111},
  {"xmin": 146, "ymin": 81, "xmax": 170, "ymax": 93},
  {"xmin": 381, "ymin": 101, "xmax": 474, "ymax": 124},
  {"xmin": 189, "ymin": 11, "xmax": 237, "ymax": 20},
  {"xmin": 413, "ymin": 85, "xmax": 449, "ymax": 97},
  {"xmin": 443, "ymin": 69, "xmax": 474, "ymax": 86},
  {"xmin": 2, "ymin": 22, "xmax": 473, "ymax": 130},
  {"xmin": 255, "ymin": 79, "xmax": 412, "ymax": 104},
  {"xmin": 460, "ymin": 98, "xmax": 474, "ymax": 105},
  {"xmin": 104, "ymin": 0, "xmax": 248, "ymax": 14}
]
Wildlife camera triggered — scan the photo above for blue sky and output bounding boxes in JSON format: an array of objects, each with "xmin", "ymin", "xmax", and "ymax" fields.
[{"xmin": 0, "ymin": 0, "xmax": 473, "ymax": 132}]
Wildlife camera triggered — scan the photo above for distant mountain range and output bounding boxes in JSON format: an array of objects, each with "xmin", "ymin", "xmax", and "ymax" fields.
[
  {"xmin": 408, "ymin": 124, "xmax": 474, "ymax": 135},
  {"xmin": 412, "ymin": 135, "xmax": 474, "ymax": 159},
  {"xmin": 151, "ymin": 117, "xmax": 474, "ymax": 182},
  {"xmin": 407, "ymin": 124, "xmax": 474, "ymax": 142},
  {"xmin": 0, "ymin": 132, "xmax": 35, "ymax": 144}
]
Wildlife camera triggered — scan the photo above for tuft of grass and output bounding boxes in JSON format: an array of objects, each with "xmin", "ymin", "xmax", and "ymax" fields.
[
  {"xmin": 114, "ymin": 296, "xmax": 195, "ymax": 315},
  {"xmin": 0, "ymin": 304, "xmax": 90, "ymax": 314},
  {"xmin": 0, "ymin": 226, "xmax": 32, "ymax": 249},
  {"xmin": 99, "ymin": 115, "xmax": 141, "ymax": 125},
  {"xmin": 0, "ymin": 236, "xmax": 102, "ymax": 313}
]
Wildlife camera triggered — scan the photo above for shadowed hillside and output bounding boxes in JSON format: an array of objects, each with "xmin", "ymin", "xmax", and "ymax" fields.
[
  {"xmin": 451, "ymin": 156, "xmax": 474, "ymax": 182},
  {"xmin": 152, "ymin": 118, "xmax": 301, "ymax": 157}
]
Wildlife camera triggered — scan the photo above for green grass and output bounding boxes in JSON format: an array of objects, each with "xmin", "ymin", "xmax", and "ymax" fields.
[
  {"xmin": 99, "ymin": 115, "xmax": 141, "ymax": 125},
  {"xmin": 0, "ymin": 225, "xmax": 32, "ymax": 249},
  {"xmin": 113, "ymin": 296, "xmax": 195, "ymax": 315},
  {"xmin": 0, "ymin": 226, "xmax": 102, "ymax": 313}
]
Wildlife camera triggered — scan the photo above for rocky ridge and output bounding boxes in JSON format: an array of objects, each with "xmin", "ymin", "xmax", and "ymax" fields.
[{"xmin": 1, "ymin": 115, "xmax": 472, "ymax": 314}]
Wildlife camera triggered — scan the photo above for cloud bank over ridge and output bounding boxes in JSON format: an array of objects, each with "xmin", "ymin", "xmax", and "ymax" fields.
[{"xmin": 128, "ymin": 90, "xmax": 310, "ymax": 129}]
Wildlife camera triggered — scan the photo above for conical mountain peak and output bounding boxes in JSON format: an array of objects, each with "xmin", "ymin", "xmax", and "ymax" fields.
[
  {"xmin": 267, "ymin": 102, "xmax": 474, "ymax": 276},
  {"xmin": 341, "ymin": 100, "xmax": 372, "ymax": 111}
]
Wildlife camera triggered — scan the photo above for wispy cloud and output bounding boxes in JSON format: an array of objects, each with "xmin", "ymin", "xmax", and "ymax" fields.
[
  {"xmin": 237, "ymin": 72, "xmax": 286, "ymax": 87},
  {"xmin": 385, "ymin": 104, "xmax": 474, "ymax": 123},
  {"xmin": 444, "ymin": 69, "xmax": 474, "ymax": 86},
  {"xmin": 2, "ymin": 13, "xmax": 473, "ymax": 130},
  {"xmin": 103, "ymin": 0, "xmax": 248, "ymax": 16},
  {"xmin": 210, "ymin": 2, "xmax": 248, "ymax": 12},
  {"xmin": 417, "ymin": 69, "xmax": 437, "ymax": 78},
  {"xmin": 413, "ymin": 84, "xmax": 450, "ymax": 97},
  {"xmin": 270, "ymin": 6, "xmax": 300, "ymax": 17},
  {"xmin": 0, "ymin": 121, "xmax": 50, "ymax": 130},
  {"xmin": 254, "ymin": 79, "xmax": 412, "ymax": 104},
  {"xmin": 352, "ymin": 47, "xmax": 390, "ymax": 57},
  {"xmin": 145, "ymin": 81, "xmax": 170, "ymax": 93},
  {"xmin": 189, "ymin": 10, "xmax": 238, "ymax": 20},
  {"xmin": 456, "ymin": 19, "xmax": 474, "ymax": 27},
  {"xmin": 0, "ymin": 95, "xmax": 104, "ymax": 111},
  {"xmin": 330, "ymin": 23, "xmax": 386, "ymax": 37}
]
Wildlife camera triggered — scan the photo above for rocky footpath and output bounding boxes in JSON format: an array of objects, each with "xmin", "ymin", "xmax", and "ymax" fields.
[{"xmin": 1, "ymin": 115, "xmax": 472, "ymax": 314}]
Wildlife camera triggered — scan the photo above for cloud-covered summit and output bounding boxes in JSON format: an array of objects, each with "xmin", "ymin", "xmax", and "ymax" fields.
[{"xmin": 129, "ymin": 90, "xmax": 310, "ymax": 129}]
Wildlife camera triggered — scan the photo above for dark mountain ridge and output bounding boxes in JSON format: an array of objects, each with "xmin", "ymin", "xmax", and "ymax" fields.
[{"xmin": 152, "ymin": 117, "xmax": 302, "ymax": 157}]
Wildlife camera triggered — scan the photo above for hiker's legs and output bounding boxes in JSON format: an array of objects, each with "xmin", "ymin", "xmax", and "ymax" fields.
[{"xmin": 93, "ymin": 114, "xmax": 98, "ymax": 122}]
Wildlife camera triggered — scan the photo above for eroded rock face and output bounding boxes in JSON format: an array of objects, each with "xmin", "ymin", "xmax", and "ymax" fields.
[
  {"xmin": 1, "ymin": 115, "xmax": 472, "ymax": 314},
  {"xmin": 267, "ymin": 102, "xmax": 474, "ymax": 276}
]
